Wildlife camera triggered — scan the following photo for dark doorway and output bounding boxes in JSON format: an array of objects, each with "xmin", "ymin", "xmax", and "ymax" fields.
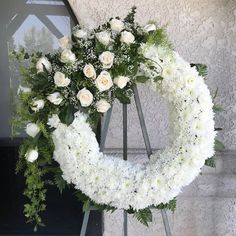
[{"xmin": 0, "ymin": 1, "xmax": 102, "ymax": 235}]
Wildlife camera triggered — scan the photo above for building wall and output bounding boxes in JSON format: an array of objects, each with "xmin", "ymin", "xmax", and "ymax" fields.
[{"xmin": 68, "ymin": 0, "xmax": 236, "ymax": 235}]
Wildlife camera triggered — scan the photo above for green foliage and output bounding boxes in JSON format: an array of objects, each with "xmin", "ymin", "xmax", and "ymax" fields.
[
  {"xmin": 23, "ymin": 162, "xmax": 47, "ymax": 231},
  {"xmin": 54, "ymin": 173, "xmax": 67, "ymax": 194},
  {"xmin": 75, "ymin": 190, "xmax": 116, "ymax": 213},
  {"xmin": 59, "ymin": 104, "xmax": 76, "ymax": 126},
  {"xmin": 214, "ymin": 139, "xmax": 225, "ymax": 151},
  {"xmin": 153, "ymin": 75, "xmax": 164, "ymax": 82},
  {"xmin": 123, "ymin": 6, "xmax": 137, "ymax": 24},
  {"xmin": 113, "ymin": 88, "xmax": 132, "ymax": 104},
  {"xmin": 82, "ymin": 200, "xmax": 90, "ymax": 212},
  {"xmin": 146, "ymin": 28, "xmax": 172, "ymax": 49},
  {"xmin": 215, "ymin": 127, "xmax": 223, "ymax": 131},
  {"xmin": 133, "ymin": 208, "xmax": 152, "ymax": 227},
  {"xmin": 154, "ymin": 198, "xmax": 177, "ymax": 212},
  {"xmin": 136, "ymin": 76, "xmax": 149, "ymax": 83},
  {"xmin": 191, "ymin": 63, "xmax": 208, "ymax": 77},
  {"xmin": 213, "ymin": 104, "xmax": 224, "ymax": 113},
  {"xmin": 205, "ymin": 157, "xmax": 216, "ymax": 168}
]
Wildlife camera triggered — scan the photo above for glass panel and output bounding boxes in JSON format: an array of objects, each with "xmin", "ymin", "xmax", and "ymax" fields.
[{"xmin": 0, "ymin": 0, "xmax": 75, "ymax": 138}]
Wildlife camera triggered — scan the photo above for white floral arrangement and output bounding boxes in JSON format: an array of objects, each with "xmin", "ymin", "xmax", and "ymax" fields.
[{"xmin": 11, "ymin": 7, "xmax": 223, "ymax": 230}]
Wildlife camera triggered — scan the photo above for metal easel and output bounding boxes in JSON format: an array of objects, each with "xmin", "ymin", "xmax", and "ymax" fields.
[{"xmin": 79, "ymin": 84, "xmax": 172, "ymax": 236}]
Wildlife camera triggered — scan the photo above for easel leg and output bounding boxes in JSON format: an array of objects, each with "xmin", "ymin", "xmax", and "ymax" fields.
[
  {"xmin": 133, "ymin": 84, "xmax": 172, "ymax": 236},
  {"xmin": 161, "ymin": 209, "xmax": 172, "ymax": 236},
  {"xmin": 80, "ymin": 209, "xmax": 91, "ymax": 236},
  {"xmin": 123, "ymin": 210, "xmax": 128, "ymax": 236},
  {"xmin": 123, "ymin": 104, "xmax": 128, "ymax": 236},
  {"xmin": 100, "ymin": 104, "xmax": 113, "ymax": 152}
]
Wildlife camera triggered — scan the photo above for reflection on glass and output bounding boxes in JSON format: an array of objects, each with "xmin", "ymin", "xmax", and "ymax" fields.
[{"xmin": 0, "ymin": 0, "xmax": 75, "ymax": 137}]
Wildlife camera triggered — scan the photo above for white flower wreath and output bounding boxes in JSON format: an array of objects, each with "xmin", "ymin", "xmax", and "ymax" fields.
[
  {"xmin": 14, "ymin": 8, "xmax": 220, "ymax": 228},
  {"xmin": 52, "ymin": 45, "xmax": 216, "ymax": 210}
]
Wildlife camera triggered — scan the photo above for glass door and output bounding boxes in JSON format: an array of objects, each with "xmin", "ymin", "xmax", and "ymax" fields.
[{"xmin": 0, "ymin": 1, "xmax": 102, "ymax": 235}]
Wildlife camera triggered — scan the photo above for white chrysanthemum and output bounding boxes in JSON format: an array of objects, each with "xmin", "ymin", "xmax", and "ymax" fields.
[{"xmin": 52, "ymin": 45, "xmax": 216, "ymax": 210}]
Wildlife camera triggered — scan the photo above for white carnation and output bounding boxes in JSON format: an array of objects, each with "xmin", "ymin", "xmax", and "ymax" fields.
[
  {"xmin": 47, "ymin": 92, "xmax": 63, "ymax": 105},
  {"xmin": 96, "ymin": 99, "xmax": 111, "ymax": 113},
  {"xmin": 77, "ymin": 88, "xmax": 93, "ymax": 107},
  {"xmin": 95, "ymin": 71, "xmax": 113, "ymax": 92},
  {"xmin": 25, "ymin": 149, "xmax": 38, "ymax": 163},
  {"xmin": 99, "ymin": 51, "xmax": 114, "ymax": 69},
  {"xmin": 60, "ymin": 49, "xmax": 76, "ymax": 64},
  {"xmin": 54, "ymin": 71, "xmax": 71, "ymax": 87},
  {"xmin": 120, "ymin": 31, "xmax": 135, "ymax": 45},
  {"xmin": 51, "ymin": 46, "xmax": 215, "ymax": 211},
  {"xmin": 114, "ymin": 76, "xmax": 130, "ymax": 89},
  {"xmin": 25, "ymin": 123, "xmax": 40, "ymax": 137},
  {"xmin": 96, "ymin": 31, "xmax": 111, "ymax": 46},
  {"xmin": 36, "ymin": 57, "xmax": 52, "ymax": 73},
  {"xmin": 110, "ymin": 18, "xmax": 124, "ymax": 32}
]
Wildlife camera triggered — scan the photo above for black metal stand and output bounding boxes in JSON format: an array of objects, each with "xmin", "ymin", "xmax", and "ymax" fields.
[{"xmin": 80, "ymin": 85, "xmax": 172, "ymax": 236}]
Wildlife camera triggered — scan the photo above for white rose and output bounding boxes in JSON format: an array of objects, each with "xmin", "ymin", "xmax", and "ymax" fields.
[
  {"xmin": 25, "ymin": 149, "xmax": 38, "ymax": 163},
  {"xmin": 17, "ymin": 85, "xmax": 31, "ymax": 94},
  {"xmin": 47, "ymin": 114, "xmax": 61, "ymax": 128},
  {"xmin": 99, "ymin": 51, "xmax": 114, "ymax": 69},
  {"xmin": 74, "ymin": 29, "xmax": 87, "ymax": 39},
  {"xmin": 96, "ymin": 99, "xmax": 111, "ymax": 113},
  {"xmin": 31, "ymin": 99, "xmax": 45, "ymax": 112},
  {"xmin": 47, "ymin": 92, "xmax": 63, "ymax": 105},
  {"xmin": 76, "ymin": 88, "xmax": 93, "ymax": 107},
  {"xmin": 60, "ymin": 49, "xmax": 76, "ymax": 64},
  {"xmin": 143, "ymin": 23, "xmax": 157, "ymax": 33},
  {"xmin": 25, "ymin": 123, "xmax": 40, "ymax": 137},
  {"xmin": 120, "ymin": 31, "xmax": 135, "ymax": 45},
  {"xmin": 54, "ymin": 71, "xmax": 71, "ymax": 87},
  {"xmin": 83, "ymin": 64, "xmax": 96, "ymax": 79},
  {"xmin": 95, "ymin": 71, "xmax": 113, "ymax": 92},
  {"xmin": 59, "ymin": 36, "xmax": 72, "ymax": 49},
  {"xmin": 114, "ymin": 76, "xmax": 130, "ymax": 89},
  {"xmin": 110, "ymin": 19, "xmax": 124, "ymax": 32},
  {"xmin": 36, "ymin": 57, "xmax": 52, "ymax": 73},
  {"xmin": 96, "ymin": 31, "xmax": 111, "ymax": 46}
]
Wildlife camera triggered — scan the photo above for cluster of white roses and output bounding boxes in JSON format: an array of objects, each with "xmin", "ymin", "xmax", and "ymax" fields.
[
  {"xmin": 51, "ymin": 44, "xmax": 216, "ymax": 210},
  {"xmin": 21, "ymin": 18, "xmax": 142, "ymax": 119}
]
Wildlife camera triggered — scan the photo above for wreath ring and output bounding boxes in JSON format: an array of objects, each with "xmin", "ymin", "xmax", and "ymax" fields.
[
  {"xmin": 14, "ymin": 9, "xmax": 217, "ymax": 227},
  {"xmin": 52, "ymin": 47, "xmax": 216, "ymax": 210}
]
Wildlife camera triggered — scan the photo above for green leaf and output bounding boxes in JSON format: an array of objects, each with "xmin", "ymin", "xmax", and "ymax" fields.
[
  {"xmin": 136, "ymin": 76, "xmax": 149, "ymax": 83},
  {"xmin": 214, "ymin": 139, "xmax": 225, "ymax": 151},
  {"xmin": 113, "ymin": 88, "xmax": 131, "ymax": 104},
  {"xmin": 82, "ymin": 200, "xmax": 90, "ymax": 212},
  {"xmin": 213, "ymin": 87, "xmax": 218, "ymax": 101},
  {"xmin": 54, "ymin": 174, "xmax": 66, "ymax": 194},
  {"xmin": 205, "ymin": 157, "xmax": 216, "ymax": 168},
  {"xmin": 215, "ymin": 127, "xmax": 223, "ymax": 131},
  {"xmin": 75, "ymin": 190, "xmax": 89, "ymax": 203},
  {"xmin": 191, "ymin": 63, "xmax": 207, "ymax": 77},
  {"xmin": 213, "ymin": 104, "xmax": 224, "ymax": 113},
  {"xmin": 59, "ymin": 104, "xmax": 75, "ymax": 125},
  {"xmin": 92, "ymin": 203, "xmax": 116, "ymax": 213},
  {"xmin": 154, "ymin": 198, "xmax": 176, "ymax": 212},
  {"xmin": 133, "ymin": 208, "xmax": 152, "ymax": 227},
  {"xmin": 153, "ymin": 75, "xmax": 164, "ymax": 82},
  {"xmin": 147, "ymin": 28, "xmax": 172, "ymax": 49}
]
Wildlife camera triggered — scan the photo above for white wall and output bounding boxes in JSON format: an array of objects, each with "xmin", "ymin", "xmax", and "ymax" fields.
[{"xmin": 68, "ymin": 0, "xmax": 236, "ymax": 235}]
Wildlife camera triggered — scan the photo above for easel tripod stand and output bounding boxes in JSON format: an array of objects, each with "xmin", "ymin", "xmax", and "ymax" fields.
[{"xmin": 79, "ymin": 84, "xmax": 172, "ymax": 236}]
